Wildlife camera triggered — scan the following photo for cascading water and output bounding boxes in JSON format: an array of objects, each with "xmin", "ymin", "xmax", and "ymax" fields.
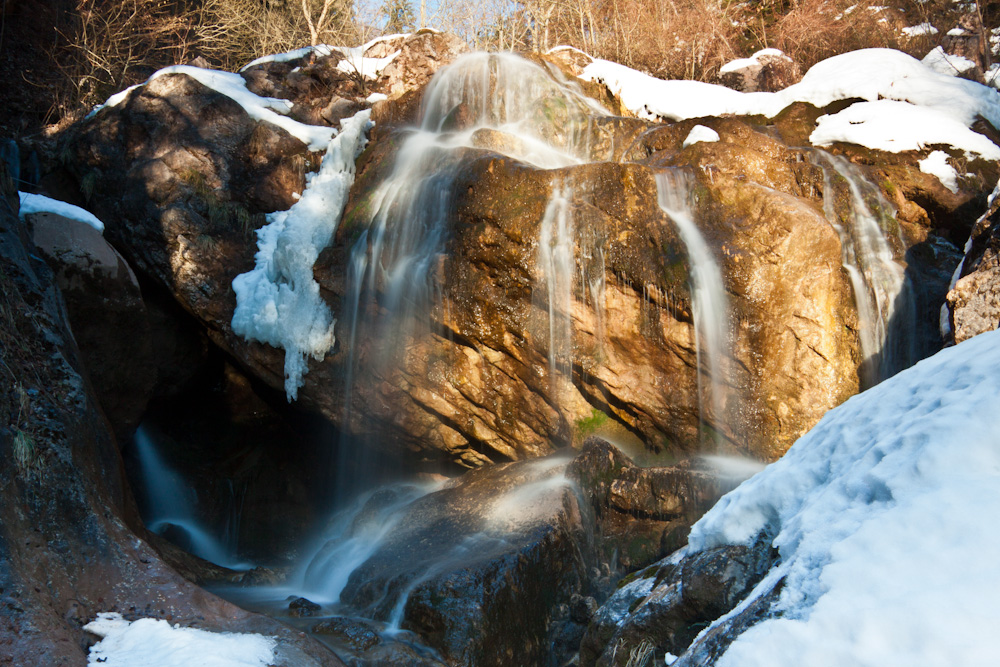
[
  {"xmin": 811, "ymin": 150, "xmax": 915, "ymax": 385},
  {"xmin": 654, "ymin": 170, "xmax": 731, "ymax": 447},
  {"xmin": 130, "ymin": 426, "xmax": 250, "ymax": 570},
  {"xmin": 336, "ymin": 53, "xmax": 606, "ymax": 491},
  {"xmin": 537, "ymin": 184, "xmax": 576, "ymax": 399}
]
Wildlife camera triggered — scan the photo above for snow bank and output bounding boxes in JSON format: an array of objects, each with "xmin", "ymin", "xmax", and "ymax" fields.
[
  {"xmin": 17, "ymin": 192, "xmax": 105, "ymax": 233},
  {"xmin": 231, "ymin": 109, "xmax": 372, "ymax": 401},
  {"xmin": 811, "ymin": 99, "xmax": 1000, "ymax": 159},
  {"xmin": 684, "ymin": 327, "xmax": 1000, "ymax": 666},
  {"xmin": 919, "ymin": 150, "xmax": 960, "ymax": 192},
  {"xmin": 85, "ymin": 612, "xmax": 275, "ymax": 667},
  {"xmin": 91, "ymin": 65, "xmax": 334, "ymax": 150},
  {"xmin": 580, "ymin": 48, "xmax": 1000, "ymax": 158},
  {"xmin": 682, "ymin": 125, "xmax": 720, "ymax": 148}
]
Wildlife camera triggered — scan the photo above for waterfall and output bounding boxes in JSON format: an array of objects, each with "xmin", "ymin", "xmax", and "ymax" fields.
[
  {"xmin": 538, "ymin": 184, "xmax": 576, "ymax": 400},
  {"xmin": 654, "ymin": 170, "xmax": 731, "ymax": 447},
  {"xmin": 811, "ymin": 150, "xmax": 914, "ymax": 385},
  {"xmin": 131, "ymin": 427, "xmax": 250, "ymax": 570},
  {"xmin": 336, "ymin": 53, "xmax": 605, "ymax": 488}
]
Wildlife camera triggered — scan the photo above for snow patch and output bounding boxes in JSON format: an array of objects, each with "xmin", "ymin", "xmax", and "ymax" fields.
[
  {"xmin": 84, "ymin": 612, "xmax": 275, "ymax": 667},
  {"xmin": 231, "ymin": 109, "xmax": 373, "ymax": 400},
  {"xmin": 17, "ymin": 192, "xmax": 105, "ymax": 233},
  {"xmin": 683, "ymin": 327, "xmax": 1000, "ymax": 666},
  {"xmin": 682, "ymin": 125, "xmax": 720, "ymax": 147},
  {"xmin": 922, "ymin": 46, "xmax": 977, "ymax": 76},
  {"xmin": 811, "ymin": 99, "xmax": 1000, "ymax": 159},
  {"xmin": 901, "ymin": 22, "xmax": 938, "ymax": 37},
  {"xmin": 919, "ymin": 150, "xmax": 959, "ymax": 192}
]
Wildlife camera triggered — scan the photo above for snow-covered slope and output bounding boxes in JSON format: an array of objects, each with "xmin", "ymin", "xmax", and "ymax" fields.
[{"xmin": 683, "ymin": 327, "xmax": 1000, "ymax": 665}]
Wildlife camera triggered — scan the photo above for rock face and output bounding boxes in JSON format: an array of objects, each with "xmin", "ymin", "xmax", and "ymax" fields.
[
  {"xmin": 946, "ymin": 189, "xmax": 1000, "ymax": 343},
  {"xmin": 297, "ymin": 439, "xmax": 737, "ymax": 667},
  {"xmin": 26, "ymin": 211, "xmax": 155, "ymax": 442},
  {"xmin": 63, "ymin": 42, "xmax": 988, "ymax": 469},
  {"xmin": 0, "ymin": 166, "xmax": 342, "ymax": 666}
]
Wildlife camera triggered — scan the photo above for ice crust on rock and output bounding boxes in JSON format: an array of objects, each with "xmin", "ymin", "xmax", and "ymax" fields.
[
  {"xmin": 231, "ymin": 109, "xmax": 373, "ymax": 401},
  {"xmin": 680, "ymin": 327, "xmax": 1000, "ymax": 666}
]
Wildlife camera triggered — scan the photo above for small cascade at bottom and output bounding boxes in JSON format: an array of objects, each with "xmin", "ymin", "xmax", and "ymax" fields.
[
  {"xmin": 130, "ymin": 426, "xmax": 251, "ymax": 570},
  {"xmin": 654, "ymin": 170, "xmax": 732, "ymax": 447}
]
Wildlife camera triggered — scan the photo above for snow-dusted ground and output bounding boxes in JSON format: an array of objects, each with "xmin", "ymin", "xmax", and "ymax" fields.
[
  {"xmin": 580, "ymin": 48, "xmax": 1000, "ymax": 168},
  {"xmin": 681, "ymin": 327, "xmax": 1000, "ymax": 666},
  {"xmin": 17, "ymin": 192, "xmax": 105, "ymax": 233},
  {"xmin": 231, "ymin": 109, "xmax": 372, "ymax": 400},
  {"xmin": 84, "ymin": 613, "xmax": 275, "ymax": 667}
]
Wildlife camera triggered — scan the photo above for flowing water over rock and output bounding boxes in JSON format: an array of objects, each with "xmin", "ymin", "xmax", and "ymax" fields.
[
  {"xmin": 130, "ymin": 426, "xmax": 250, "ymax": 570},
  {"xmin": 336, "ymin": 53, "xmax": 609, "ymax": 482},
  {"xmin": 812, "ymin": 150, "xmax": 916, "ymax": 385},
  {"xmin": 654, "ymin": 170, "xmax": 732, "ymax": 447}
]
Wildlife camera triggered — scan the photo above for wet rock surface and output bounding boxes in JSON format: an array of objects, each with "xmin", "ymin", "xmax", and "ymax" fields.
[
  {"xmin": 25, "ymin": 210, "xmax": 155, "ymax": 442},
  {"xmin": 297, "ymin": 439, "xmax": 738, "ymax": 667},
  {"xmin": 579, "ymin": 534, "xmax": 778, "ymax": 667}
]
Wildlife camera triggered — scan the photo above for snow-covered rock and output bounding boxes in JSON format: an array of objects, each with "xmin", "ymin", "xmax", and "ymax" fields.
[
  {"xmin": 718, "ymin": 49, "xmax": 801, "ymax": 93},
  {"xmin": 585, "ymin": 326, "xmax": 1000, "ymax": 665}
]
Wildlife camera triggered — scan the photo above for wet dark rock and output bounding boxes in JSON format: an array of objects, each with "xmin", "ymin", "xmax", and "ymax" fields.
[
  {"xmin": 570, "ymin": 594, "xmax": 599, "ymax": 624},
  {"xmin": 313, "ymin": 617, "xmax": 380, "ymax": 650},
  {"xmin": 0, "ymin": 164, "xmax": 342, "ymax": 666},
  {"xmin": 26, "ymin": 210, "xmax": 155, "ymax": 442},
  {"xmin": 579, "ymin": 534, "xmax": 778, "ymax": 667},
  {"xmin": 240, "ymin": 566, "xmax": 285, "ymax": 587},
  {"xmin": 290, "ymin": 596, "xmax": 323, "ymax": 617}
]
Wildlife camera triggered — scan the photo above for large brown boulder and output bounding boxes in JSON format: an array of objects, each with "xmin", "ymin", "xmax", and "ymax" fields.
[{"xmin": 64, "ymin": 47, "xmax": 869, "ymax": 468}]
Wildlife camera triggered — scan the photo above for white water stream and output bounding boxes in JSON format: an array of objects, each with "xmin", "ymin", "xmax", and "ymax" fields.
[
  {"xmin": 654, "ymin": 170, "xmax": 731, "ymax": 447},
  {"xmin": 812, "ymin": 150, "xmax": 914, "ymax": 385},
  {"xmin": 131, "ymin": 427, "xmax": 250, "ymax": 570}
]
